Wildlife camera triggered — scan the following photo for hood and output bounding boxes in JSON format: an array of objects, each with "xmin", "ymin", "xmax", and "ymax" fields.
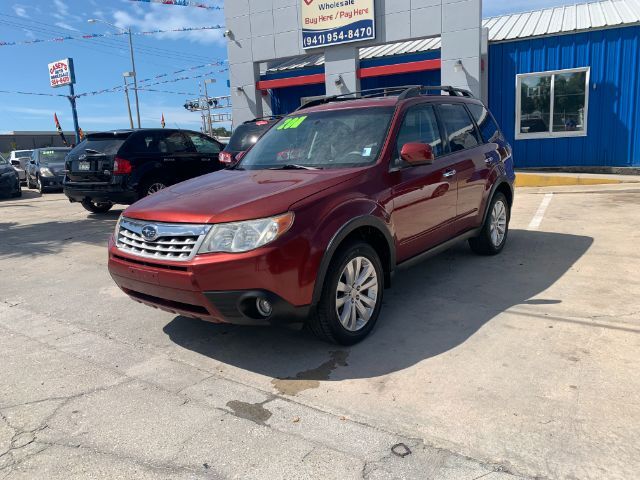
[
  {"xmin": 124, "ymin": 168, "xmax": 362, "ymax": 224},
  {"xmin": 0, "ymin": 163, "xmax": 14, "ymax": 175}
]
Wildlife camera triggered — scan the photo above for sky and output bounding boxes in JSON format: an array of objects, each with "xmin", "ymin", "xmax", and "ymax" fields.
[{"xmin": 0, "ymin": 0, "xmax": 580, "ymax": 133}]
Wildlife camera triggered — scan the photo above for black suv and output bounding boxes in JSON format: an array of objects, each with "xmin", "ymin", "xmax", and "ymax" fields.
[
  {"xmin": 219, "ymin": 116, "xmax": 282, "ymax": 166},
  {"xmin": 64, "ymin": 129, "xmax": 225, "ymax": 213}
]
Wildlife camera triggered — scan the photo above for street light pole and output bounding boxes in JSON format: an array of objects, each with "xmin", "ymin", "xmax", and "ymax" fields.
[{"xmin": 128, "ymin": 28, "xmax": 141, "ymax": 129}]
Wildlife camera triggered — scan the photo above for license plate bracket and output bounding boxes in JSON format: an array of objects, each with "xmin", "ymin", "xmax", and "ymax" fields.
[{"xmin": 78, "ymin": 161, "xmax": 90, "ymax": 171}]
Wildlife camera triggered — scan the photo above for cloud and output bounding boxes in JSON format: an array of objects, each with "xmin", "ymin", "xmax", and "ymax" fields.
[
  {"xmin": 483, "ymin": 0, "xmax": 578, "ymax": 16},
  {"xmin": 13, "ymin": 5, "xmax": 28, "ymax": 18},
  {"xmin": 111, "ymin": 3, "xmax": 225, "ymax": 46},
  {"xmin": 54, "ymin": 22, "xmax": 79, "ymax": 32}
]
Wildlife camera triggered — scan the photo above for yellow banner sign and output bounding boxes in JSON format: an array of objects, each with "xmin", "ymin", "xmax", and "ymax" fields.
[{"xmin": 301, "ymin": 0, "xmax": 375, "ymax": 49}]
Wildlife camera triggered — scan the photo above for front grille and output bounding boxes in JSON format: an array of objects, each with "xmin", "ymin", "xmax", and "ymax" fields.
[{"xmin": 116, "ymin": 218, "xmax": 210, "ymax": 262}]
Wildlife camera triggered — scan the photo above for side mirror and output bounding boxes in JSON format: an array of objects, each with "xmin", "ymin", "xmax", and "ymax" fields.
[
  {"xmin": 10, "ymin": 160, "xmax": 20, "ymax": 167},
  {"xmin": 30, "ymin": 160, "xmax": 35, "ymax": 165},
  {"xmin": 400, "ymin": 143, "xmax": 435, "ymax": 166}
]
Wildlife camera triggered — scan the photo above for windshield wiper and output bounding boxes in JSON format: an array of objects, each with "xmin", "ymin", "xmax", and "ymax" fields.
[
  {"xmin": 269, "ymin": 164, "xmax": 321, "ymax": 171},
  {"xmin": 85, "ymin": 148, "xmax": 103, "ymax": 155}
]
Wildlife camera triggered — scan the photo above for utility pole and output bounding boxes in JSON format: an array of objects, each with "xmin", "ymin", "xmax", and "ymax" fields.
[
  {"xmin": 88, "ymin": 19, "xmax": 141, "ymax": 128},
  {"xmin": 122, "ymin": 75, "xmax": 134, "ymax": 129},
  {"xmin": 203, "ymin": 79, "xmax": 214, "ymax": 136},
  {"xmin": 128, "ymin": 28, "xmax": 141, "ymax": 129}
]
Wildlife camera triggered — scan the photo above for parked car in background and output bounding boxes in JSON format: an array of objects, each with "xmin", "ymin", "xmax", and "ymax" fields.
[
  {"xmin": 219, "ymin": 116, "xmax": 282, "ymax": 166},
  {"xmin": 9, "ymin": 150, "xmax": 33, "ymax": 185},
  {"xmin": 107, "ymin": 86, "xmax": 515, "ymax": 344},
  {"xmin": 25, "ymin": 147, "xmax": 71, "ymax": 193},
  {"xmin": 0, "ymin": 153, "xmax": 21, "ymax": 198},
  {"xmin": 64, "ymin": 129, "xmax": 226, "ymax": 214}
]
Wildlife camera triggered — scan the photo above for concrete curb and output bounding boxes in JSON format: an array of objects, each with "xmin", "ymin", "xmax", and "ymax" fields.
[{"xmin": 514, "ymin": 172, "xmax": 639, "ymax": 187}]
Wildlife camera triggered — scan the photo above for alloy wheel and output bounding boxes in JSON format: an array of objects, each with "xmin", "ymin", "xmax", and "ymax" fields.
[
  {"xmin": 147, "ymin": 183, "xmax": 167, "ymax": 195},
  {"xmin": 490, "ymin": 199, "xmax": 507, "ymax": 247},
  {"xmin": 335, "ymin": 256, "xmax": 379, "ymax": 332}
]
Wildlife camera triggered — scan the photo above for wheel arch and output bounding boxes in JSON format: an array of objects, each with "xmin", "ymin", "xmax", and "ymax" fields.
[
  {"xmin": 311, "ymin": 216, "xmax": 396, "ymax": 305},
  {"xmin": 482, "ymin": 178, "xmax": 514, "ymax": 225}
]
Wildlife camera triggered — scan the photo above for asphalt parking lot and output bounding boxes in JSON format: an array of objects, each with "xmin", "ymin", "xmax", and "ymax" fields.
[{"xmin": 1, "ymin": 184, "xmax": 639, "ymax": 480}]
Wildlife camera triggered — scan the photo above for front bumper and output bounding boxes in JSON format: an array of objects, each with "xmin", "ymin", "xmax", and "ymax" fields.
[
  {"xmin": 40, "ymin": 175, "xmax": 65, "ymax": 190},
  {"xmin": 65, "ymin": 183, "xmax": 138, "ymax": 205},
  {"xmin": 107, "ymin": 237, "xmax": 313, "ymax": 325}
]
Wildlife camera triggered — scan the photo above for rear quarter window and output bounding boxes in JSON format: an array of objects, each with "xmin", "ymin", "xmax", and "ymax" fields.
[
  {"xmin": 438, "ymin": 103, "xmax": 481, "ymax": 152},
  {"xmin": 467, "ymin": 104, "xmax": 503, "ymax": 144}
]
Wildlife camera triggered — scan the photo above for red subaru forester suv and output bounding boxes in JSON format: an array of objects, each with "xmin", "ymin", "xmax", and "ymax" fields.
[{"xmin": 108, "ymin": 86, "xmax": 515, "ymax": 344}]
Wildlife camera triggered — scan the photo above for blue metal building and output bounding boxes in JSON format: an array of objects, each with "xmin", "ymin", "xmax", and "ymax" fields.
[{"xmin": 259, "ymin": 0, "xmax": 640, "ymax": 168}]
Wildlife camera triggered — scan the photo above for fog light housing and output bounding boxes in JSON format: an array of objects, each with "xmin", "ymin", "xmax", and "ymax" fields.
[{"xmin": 256, "ymin": 298, "xmax": 273, "ymax": 317}]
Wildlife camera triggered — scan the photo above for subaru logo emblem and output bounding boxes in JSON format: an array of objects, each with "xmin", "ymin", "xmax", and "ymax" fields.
[
  {"xmin": 79, "ymin": 154, "xmax": 87, "ymax": 160},
  {"xmin": 141, "ymin": 225, "xmax": 158, "ymax": 242}
]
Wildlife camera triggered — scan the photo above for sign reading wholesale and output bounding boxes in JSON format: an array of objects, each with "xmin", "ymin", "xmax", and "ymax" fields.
[
  {"xmin": 301, "ymin": 0, "xmax": 375, "ymax": 49},
  {"xmin": 48, "ymin": 58, "xmax": 75, "ymax": 88}
]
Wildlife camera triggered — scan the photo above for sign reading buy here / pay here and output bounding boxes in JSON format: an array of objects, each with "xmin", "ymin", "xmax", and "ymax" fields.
[
  {"xmin": 302, "ymin": 0, "xmax": 375, "ymax": 49},
  {"xmin": 48, "ymin": 58, "xmax": 75, "ymax": 88}
]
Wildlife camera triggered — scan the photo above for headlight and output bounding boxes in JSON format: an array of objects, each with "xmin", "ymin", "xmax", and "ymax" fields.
[
  {"xmin": 198, "ymin": 212, "xmax": 294, "ymax": 254},
  {"xmin": 114, "ymin": 215, "xmax": 123, "ymax": 238},
  {"xmin": 39, "ymin": 167, "xmax": 53, "ymax": 177}
]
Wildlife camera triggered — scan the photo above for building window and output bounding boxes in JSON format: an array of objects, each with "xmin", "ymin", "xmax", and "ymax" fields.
[{"xmin": 516, "ymin": 67, "xmax": 590, "ymax": 139}]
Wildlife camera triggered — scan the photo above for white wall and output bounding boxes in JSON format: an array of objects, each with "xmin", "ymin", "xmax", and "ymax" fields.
[{"xmin": 224, "ymin": 0, "xmax": 483, "ymax": 126}]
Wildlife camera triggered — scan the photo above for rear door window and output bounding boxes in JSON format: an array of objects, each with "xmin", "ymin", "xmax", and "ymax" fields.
[
  {"xmin": 467, "ymin": 104, "xmax": 503, "ymax": 144},
  {"xmin": 161, "ymin": 132, "xmax": 195, "ymax": 154},
  {"xmin": 186, "ymin": 133, "xmax": 221, "ymax": 154},
  {"xmin": 438, "ymin": 103, "xmax": 481, "ymax": 152}
]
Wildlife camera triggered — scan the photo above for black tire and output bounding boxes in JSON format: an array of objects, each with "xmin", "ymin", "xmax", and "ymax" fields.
[
  {"xmin": 37, "ymin": 175, "xmax": 44, "ymax": 194},
  {"xmin": 139, "ymin": 177, "xmax": 168, "ymax": 198},
  {"xmin": 306, "ymin": 241, "xmax": 384, "ymax": 345},
  {"xmin": 81, "ymin": 199, "xmax": 114, "ymax": 214},
  {"xmin": 11, "ymin": 188, "xmax": 22, "ymax": 198},
  {"xmin": 469, "ymin": 192, "xmax": 510, "ymax": 256}
]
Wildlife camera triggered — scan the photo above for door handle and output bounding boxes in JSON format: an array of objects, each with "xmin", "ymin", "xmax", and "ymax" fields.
[{"xmin": 443, "ymin": 169, "xmax": 456, "ymax": 178}]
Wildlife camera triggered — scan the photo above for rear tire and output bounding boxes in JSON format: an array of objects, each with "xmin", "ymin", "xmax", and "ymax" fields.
[
  {"xmin": 469, "ymin": 192, "xmax": 510, "ymax": 255},
  {"xmin": 139, "ymin": 177, "xmax": 168, "ymax": 198},
  {"xmin": 81, "ymin": 199, "xmax": 113, "ymax": 214},
  {"xmin": 306, "ymin": 241, "xmax": 384, "ymax": 345}
]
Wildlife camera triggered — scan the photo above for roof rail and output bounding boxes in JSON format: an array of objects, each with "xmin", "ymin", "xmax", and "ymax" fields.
[
  {"xmin": 295, "ymin": 86, "xmax": 421, "ymax": 111},
  {"xmin": 397, "ymin": 85, "xmax": 475, "ymax": 100},
  {"xmin": 244, "ymin": 115, "xmax": 283, "ymax": 124},
  {"xmin": 295, "ymin": 85, "xmax": 475, "ymax": 111}
]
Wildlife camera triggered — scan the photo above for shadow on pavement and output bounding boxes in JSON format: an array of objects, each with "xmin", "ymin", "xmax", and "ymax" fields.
[
  {"xmin": 164, "ymin": 229, "xmax": 593, "ymax": 381},
  {"xmin": 0, "ymin": 208, "xmax": 125, "ymax": 258}
]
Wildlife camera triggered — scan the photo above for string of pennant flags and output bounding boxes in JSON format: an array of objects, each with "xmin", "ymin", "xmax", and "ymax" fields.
[
  {"xmin": 128, "ymin": 0, "xmax": 223, "ymax": 10},
  {"xmin": 137, "ymin": 61, "xmax": 226, "ymax": 85},
  {"xmin": 75, "ymin": 69, "xmax": 228, "ymax": 98},
  {"xmin": 0, "ymin": 25, "xmax": 225, "ymax": 48}
]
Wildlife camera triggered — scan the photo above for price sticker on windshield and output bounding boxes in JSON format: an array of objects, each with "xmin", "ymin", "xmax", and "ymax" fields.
[{"xmin": 277, "ymin": 116, "xmax": 307, "ymax": 130}]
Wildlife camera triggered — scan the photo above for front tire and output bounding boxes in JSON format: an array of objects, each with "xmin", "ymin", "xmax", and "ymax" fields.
[
  {"xmin": 81, "ymin": 199, "xmax": 113, "ymax": 214},
  {"xmin": 37, "ymin": 175, "xmax": 44, "ymax": 194},
  {"xmin": 306, "ymin": 241, "xmax": 384, "ymax": 345},
  {"xmin": 469, "ymin": 192, "xmax": 510, "ymax": 255}
]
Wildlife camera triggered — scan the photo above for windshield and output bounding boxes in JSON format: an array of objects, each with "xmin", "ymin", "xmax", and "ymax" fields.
[
  {"xmin": 39, "ymin": 150, "xmax": 69, "ymax": 164},
  {"xmin": 227, "ymin": 122, "xmax": 275, "ymax": 151},
  {"xmin": 15, "ymin": 150, "xmax": 32, "ymax": 158},
  {"xmin": 239, "ymin": 108, "xmax": 394, "ymax": 170}
]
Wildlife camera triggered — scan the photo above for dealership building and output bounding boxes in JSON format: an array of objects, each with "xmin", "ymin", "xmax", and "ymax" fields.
[{"xmin": 224, "ymin": 0, "xmax": 640, "ymax": 168}]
